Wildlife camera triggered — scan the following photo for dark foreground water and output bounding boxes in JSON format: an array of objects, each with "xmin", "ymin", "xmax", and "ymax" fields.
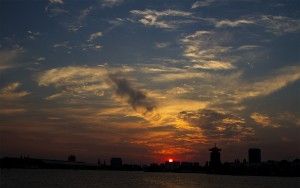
[{"xmin": 1, "ymin": 169, "xmax": 299, "ymax": 188}]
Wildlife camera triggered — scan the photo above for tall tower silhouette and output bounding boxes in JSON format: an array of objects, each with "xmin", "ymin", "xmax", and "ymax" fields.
[
  {"xmin": 248, "ymin": 148, "xmax": 261, "ymax": 164},
  {"xmin": 209, "ymin": 144, "xmax": 221, "ymax": 167}
]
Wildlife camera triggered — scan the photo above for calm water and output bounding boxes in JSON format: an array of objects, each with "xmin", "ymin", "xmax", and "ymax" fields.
[{"xmin": 1, "ymin": 169, "xmax": 299, "ymax": 188}]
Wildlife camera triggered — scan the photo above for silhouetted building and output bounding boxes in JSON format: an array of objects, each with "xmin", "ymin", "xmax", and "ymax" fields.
[
  {"xmin": 209, "ymin": 144, "xmax": 221, "ymax": 167},
  {"xmin": 68, "ymin": 155, "xmax": 76, "ymax": 162},
  {"xmin": 181, "ymin": 162, "xmax": 193, "ymax": 168},
  {"xmin": 193, "ymin": 162, "xmax": 200, "ymax": 168},
  {"xmin": 97, "ymin": 159, "xmax": 101, "ymax": 167},
  {"xmin": 165, "ymin": 160, "xmax": 180, "ymax": 171},
  {"xmin": 110, "ymin": 158, "xmax": 122, "ymax": 169},
  {"xmin": 248, "ymin": 148, "xmax": 261, "ymax": 164}
]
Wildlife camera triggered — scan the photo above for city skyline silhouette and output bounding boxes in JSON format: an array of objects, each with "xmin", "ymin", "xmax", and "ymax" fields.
[{"xmin": 1, "ymin": 145, "xmax": 299, "ymax": 177}]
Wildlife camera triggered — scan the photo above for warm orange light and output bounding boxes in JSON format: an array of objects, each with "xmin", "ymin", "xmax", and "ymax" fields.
[{"xmin": 168, "ymin": 158, "xmax": 173, "ymax": 163}]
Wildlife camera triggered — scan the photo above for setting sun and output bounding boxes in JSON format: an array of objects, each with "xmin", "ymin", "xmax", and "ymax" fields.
[{"xmin": 168, "ymin": 159, "xmax": 173, "ymax": 163}]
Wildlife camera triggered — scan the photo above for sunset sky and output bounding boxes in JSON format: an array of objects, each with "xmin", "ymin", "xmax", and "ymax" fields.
[{"xmin": 0, "ymin": 0, "xmax": 300, "ymax": 164}]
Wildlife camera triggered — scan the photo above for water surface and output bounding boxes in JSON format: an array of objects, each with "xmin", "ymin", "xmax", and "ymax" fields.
[{"xmin": 1, "ymin": 169, "xmax": 299, "ymax": 188}]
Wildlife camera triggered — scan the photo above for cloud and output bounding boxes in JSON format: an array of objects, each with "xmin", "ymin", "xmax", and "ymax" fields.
[
  {"xmin": 49, "ymin": 0, "xmax": 63, "ymax": 4},
  {"xmin": 237, "ymin": 66, "xmax": 300, "ymax": 99},
  {"xmin": 237, "ymin": 45, "xmax": 260, "ymax": 50},
  {"xmin": 181, "ymin": 31, "xmax": 231, "ymax": 59},
  {"xmin": 166, "ymin": 86, "xmax": 194, "ymax": 95},
  {"xmin": 37, "ymin": 66, "xmax": 111, "ymax": 100},
  {"xmin": 88, "ymin": 32, "xmax": 103, "ymax": 42},
  {"xmin": 191, "ymin": 0, "xmax": 216, "ymax": 9},
  {"xmin": 27, "ymin": 30, "xmax": 41, "ymax": 40},
  {"xmin": 78, "ymin": 6, "xmax": 93, "ymax": 23},
  {"xmin": 192, "ymin": 65, "xmax": 300, "ymax": 105},
  {"xmin": 202, "ymin": 15, "xmax": 300, "ymax": 35},
  {"xmin": 213, "ymin": 15, "xmax": 300, "ymax": 35},
  {"xmin": 53, "ymin": 41, "xmax": 71, "ymax": 49},
  {"xmin": 36, "ymin": 63, "xmax": 300, "ymax": 132},
  {"xmin": 155, "ymin": 42, "xmax": 170, "ymax": 48},
  {"xmin": 37, "ymin": 66, "xmax": 159, "ymax": 118},
  {"xmin": 109, "ymin": 74, "xmax": 157, "ymax": 115},
  {"xmin": 130, "ymin": 9, "xmax": 193, "ymax": 29},
  {"xmin": 143, "ymin": 63, "xmax": 300, "ymax": 114},
  {"xmin": 0, "ymin": 47, "xmax": 23, "ymax": 71},
  {"xmin": 214, "ymin": 19, "xmax": 254, "ymax": 28},
  {"xmin": 152, "ymin": 72, "xmax": 207, "ymax": 82},
  {"xmin": 181, "ymin": 30, "xmax": 234, "ymax": 70},
  {"xmin": 259, "ymin": 15, "xmax": 300, "ymax": 35},
  {"xmin": 250, "ymin": 112, "xmax": 279, "ymax": 128},
  {"xmin": 84, "ymin": 32, "xmax": 103, "ymax": 50},
  {"xmin": 0, "ymin": 82, "xmax": 30, "ymax": 100},
  {"xmin": 46, "ymin": 7, "xmax": 68, "ymax": 17},
  {"xmin": 45, "ymin": 0, "xmax": 67, "ymax": 17},
  {"xmin": 38, "ymin": 66, "xmax": 108, "ymax": 87},
  {"xmin": 37, "ymin": 57, "xmax": 46, "ymax": 62},
  {"xmin": 101, "ymin": 0, "xmax": 123, "ymax": 7},
  {"xmin": 0, "ymin": 108, "xmax": 26, "ymax": 114},
  {"xmin": 192, "ymin": 60, "xmax": 235, "ymax": 70},
  {"xmin": 53, "ymin": 40, "xmax": 102, "ymax": 52},
  {"xmin": 56, "ymin": 6, "xmax": 93, "ymax": 32},
  {"xmin": 178, "ymin": 109, "xmax": 254, "ymax": 141},
  {"xmin": 277, "ymin": 112, "xmax": 300, "ymax": 127}
]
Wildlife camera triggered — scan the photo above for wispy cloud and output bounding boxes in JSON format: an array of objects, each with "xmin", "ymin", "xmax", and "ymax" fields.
[
  {"xmin": 250, "ymin": 112, "xmax": 279, "ymax": 128},
  {"xmin": 49, "ymin": 0, "xmax": 63, "ymax": 4},
  {"xmin": 27, "ymin": 30, "xmax": 41, "ymax": 40},
  {"xmin": 259, "ymin": 15, "xmax": 300, "ymax": 35},
  {"xmin": 46, "ymin": 7, "xmax": 68, "ymax": 17},
  {"xmin": 181, "ymin": 30, "xmax": 234, "ymax": 70},
  {"xmin": 45, "ymin": 0, "xmax": 67, "ymax": 17},
  {"xmin": 155, "ymin": 42, "xmax": 170, "ymax": 48},
  {"xmin": 87, "ymin": 32, "xmax": 103, "ymax": 42},
  {"xmin": 237, "ymin": 66, "xmax": 300, "ymax": 99},
  {"xmin": 53, "ymin": 41, "xmax": 72, "ymax": 50},
  {"xmin": 214, "ymin": 19, "xmax": 254, "ymax": 28},
  {"xmin": 78, "ymin": 6, "xmax": 93, "ymax": 23},
  {"xmin": 101, "ymin": 0, "xmax": 124, "ymax": 7},
  {"xmin": 37, "ymin": 57, "xmax": 46, "ymax": 62},
  {"xmin": 212, "ymin": 15, "xmax": 300, "ymax": 35},
  {"xmin": 237, "ymin": 45, "xmax": 261, "ymax": 50},
  {"xmin": 152, "ymin": 72, "xmax": 207, "ymax": 82},
  {"xmin": 47, "ymin": 6, "xmax": 92, "ymax": 32},
  {"xmin": 0, "ymin": 82, "xmax": 30, "ymax": 100},
  {"xmin": 38, "ymin": 66, "xmax": 108, "ymax": 87},
  {"xmin": 191, "ymin": 0, "xmax": 216, "ymax": 9},
  {"xmin": 84, "ymin": 32, "xmax": 103, "ymax": 50},
  {"xmin": 0, "ymin": 47, "xmax": 24, "ymax": 71},
  {"xmin": 66, "ymin": 6, "xmax": 94, "ymax": 32},
  {"xmin": 192, "ymin": 60, "xmax": 235, "ymax": 70},
  {"xmin": 130, "ymin": 9, "xmax": 193, "ymax": 29},
  {"xmin": 0, "ymin": 108, "xmax": 26, "ymax": 114}
]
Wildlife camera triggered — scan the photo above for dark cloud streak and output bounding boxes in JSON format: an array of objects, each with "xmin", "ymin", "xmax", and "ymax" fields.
[{"xmin": 109, "ymin": 74, "xmax": 156, "ymax": 114}]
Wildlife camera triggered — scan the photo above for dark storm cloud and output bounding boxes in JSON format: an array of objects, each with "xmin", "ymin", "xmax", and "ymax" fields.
[
  {"xmin": 178, "ymin": 109, "xmax": 254, "ymax": 140},
  {"xmin": 109, "ymin": 74, "xmax": 156, "ymax": 114}
]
